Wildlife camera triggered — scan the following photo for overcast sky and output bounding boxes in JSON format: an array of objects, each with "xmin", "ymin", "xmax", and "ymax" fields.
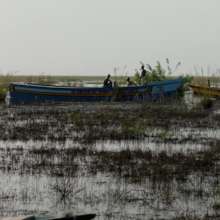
[{"xmin": 0, "ymin": 0, "xmax": 220, "ymax": 75}]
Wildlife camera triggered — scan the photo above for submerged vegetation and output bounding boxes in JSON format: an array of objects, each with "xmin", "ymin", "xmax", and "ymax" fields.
[
  {"xmin": 0, "ymin": 96, "xmax": 220, "ymax": 219},
  {"xmin": 1, "ymin": 100, "xmax": 220, "ymax": 219},
  {"xmin": 2, "ymin": 101, "xmax": 217, "ymax": 142}
]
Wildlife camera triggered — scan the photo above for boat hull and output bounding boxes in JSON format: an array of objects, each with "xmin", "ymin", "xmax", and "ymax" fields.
[
  {"xmin": 190, "ymin": 84, "xmax": 220, "ymax": 97},
  {"xmin": 8, "ymin": 79, "xmax": 183, "ymax": 105},
  {"xmin": 1, "ymin": 214, "xmax": 96, "ymax": 220}
]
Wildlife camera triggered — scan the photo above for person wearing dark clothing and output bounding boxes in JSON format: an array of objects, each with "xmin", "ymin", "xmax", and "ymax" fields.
[
  {"xmin": 127, "ymin": 77, "xmax": 136, "ymax": 86},
  {"xmin": 208, "ymin": 79, "xmax": 211, "ymax": 88},
  {"xmin": 103, "ymin": 74, "xmax": 112, "ymax": 88},
  {"xmin": 141, "ymin": 65, "xmax": 147, "ymax": 78}
]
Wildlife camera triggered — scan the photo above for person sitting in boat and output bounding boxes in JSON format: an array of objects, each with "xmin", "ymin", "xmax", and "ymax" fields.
[
  {"xmin": 127, "ymin": 77, "xmax": 136, "ymax": 86},
  {"xmin": 103, "ymin": 74, "xmax": 112, "ymax": 88}
]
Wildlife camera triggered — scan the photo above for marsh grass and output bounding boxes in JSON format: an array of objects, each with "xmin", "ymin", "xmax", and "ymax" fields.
[
  {"xmin": 50, "ymin": 175, "xmax": 84, "ymax": 205},
  {"xmin": 1, "ymin": 102, "xmax": 218, "ymax": 143},
  {"xmin": 0, "ymin": 141, "xmax": 218, "ymax": 182},
  {"xmin": 0, "ymin": 140, "xmax": 220, "ymax": 219},
  {"xmin": 88, "ymin": 147, "xmax": 218, "ymax": 183},
  {"xmin": 2, "ymin": 100, "xmax": 220, "ymax": 218},
  {"xmin": 200, "ymin": 97, "xmax": 214, "ymax": 109}
]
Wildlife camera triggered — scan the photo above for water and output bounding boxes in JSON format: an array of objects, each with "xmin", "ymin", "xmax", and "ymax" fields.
[
  {"xmin": 1, "ymin": 99, "xmax": 220, "ymax": 219},
  {"xmin": 0, "ymin": 169, "xmax": 218, "ymax": 219},
  {"xmin": 0, "ymin": 156, "xmax": 218, "ymax": 219},
  {"xmin": 0, "ymin": 136, "xmax": 219, "ymax": 219}
]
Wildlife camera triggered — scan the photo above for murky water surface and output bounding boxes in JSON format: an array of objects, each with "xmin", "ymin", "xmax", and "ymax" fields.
[{"xmin": 1, "ymin": 99, "xmax": 220, "ymax": 220}]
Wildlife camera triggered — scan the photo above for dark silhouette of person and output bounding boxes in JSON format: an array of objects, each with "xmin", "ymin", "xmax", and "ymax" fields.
[
  {"xmin": 127, "ymin": 77, "xmax": 136, "ymax": 86},
  {"xmin": 141, "ymin": 65, "xmax": 147, "ymax": 78},
  {"xmin": 208, "ymin": 79, "xmax": 211, "ymax": 88},
  {"xmin": 103, "ymin": 74, "xmax": 112, "ymax": 88}
]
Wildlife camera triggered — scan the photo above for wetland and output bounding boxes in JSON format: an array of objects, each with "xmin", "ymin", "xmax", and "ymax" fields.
[{"xmin": 1, "ymin": 95, "xmax": 220, "ymax": 220}]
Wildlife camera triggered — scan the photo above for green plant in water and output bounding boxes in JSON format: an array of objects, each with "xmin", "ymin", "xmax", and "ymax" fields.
[
  {"xmin": 70, "ymin": 111, "xmax": 84, "ymax": 128},
  {"xmin": 121, "ymin": 120, "xmax": 145, "ymax": 138},
  {"xmin": 182, "ymin": 75, "xmax": 194, "ymax": 84},
  {"xmin": 143, "ymin": 61, "xmax": 166, "ymax": 83},
  {"xmin": 200, "ymin": 97, "xmax": 213, "ymax": 109},
  {"xmin": 159, "ymin": 129, "xmax": 173, "ymax": 141},
  {"xmin": 133, "ymin": 59, "xmax": 180, "ymax": 85},
  {"xmin": 133, "ymin": 69, "xmax": 142, "ymax": 85},
  {"xmin": 0, "ymin": 87, "xmax": 7, "ymax": 100}
]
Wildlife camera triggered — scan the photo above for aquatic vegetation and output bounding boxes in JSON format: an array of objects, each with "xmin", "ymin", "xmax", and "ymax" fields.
[
  {"xmin": 200, "ymin": 97, "xmax": 214, "ymax": 109},
  {"xmin": 133, "ymin": 59, "xmax": 182, "ymax": 85},
  {"xmin": 182, "ymin": 74, "xmax": 194, "ymax": 85},
  {"xmin": 0, "ymin": 137, "xmax": 220, "ymax": 219},
  {"xmin": 0, "ymin": 102, "xmax": 218, "ymax": 143},
  {"xmin": 50, "ymin": 175, "xmax": 83, "ymax": 204},
  {"xmin": 134, "ymin": 61, "xmax": 166, "ymax": 84},
  {"xmin": 1, "ymin": 100, "xmax": 220, "ymax": 219}
]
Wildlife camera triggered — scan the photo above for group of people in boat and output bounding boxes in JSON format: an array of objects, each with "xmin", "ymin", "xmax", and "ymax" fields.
[{"xmin": 103, "ymin": 65, "xmax": 147, "ymax": 88}]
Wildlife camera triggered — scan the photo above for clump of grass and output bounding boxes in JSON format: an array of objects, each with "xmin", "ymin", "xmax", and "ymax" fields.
[
  {"xmin": 50, "ymin": 175, "xmax": 84, "ymax": 204},
  {"xmin": 133, "ymin": 59, "xmax": 182, "ymax": 85},
  {"xmin": 68, "ymin": 104, "xmax": 212, "ymax": 143},
  {"xmin": 0, "ymin": 85, "xmax": 7, "ymax": 101},
  {"xmin": 1, "ymin": 102, "xmax": 216, "ymax": 143},
  {"xmin": 213, "ymin": 202, "xmax": 220, "ymax": 210},
  {"xmin": 133, "ymin": 61, "xmax": 166, "ymax": 85},
  {"xmin": 200, "ymin": 98, "xmax": 213, "ymax": 109},
  {"xmin": 88, "ymin": 147, "xmax": 217, "ymax": 182}
]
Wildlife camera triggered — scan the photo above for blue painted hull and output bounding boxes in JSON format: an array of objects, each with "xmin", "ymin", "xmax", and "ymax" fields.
[{"xmin": 7, "ymin": 78, "xmax": 183, "ymax": 105}]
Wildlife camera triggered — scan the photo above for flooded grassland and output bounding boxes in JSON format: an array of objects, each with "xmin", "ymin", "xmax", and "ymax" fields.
[{"xmin": 1, "ymin": 100, "xmax": 220, "ymax": 220}]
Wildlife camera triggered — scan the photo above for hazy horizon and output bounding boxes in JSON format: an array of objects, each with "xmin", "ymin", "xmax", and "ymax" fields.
[{"xmin": 0, "ymin": 0, "xmax": 220, "ymax": 75}]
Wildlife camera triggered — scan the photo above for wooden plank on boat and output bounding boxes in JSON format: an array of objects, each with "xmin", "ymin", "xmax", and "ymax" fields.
[{"xmin": 190, "ymin": 84, "xmax": 220, "ymax": 97}]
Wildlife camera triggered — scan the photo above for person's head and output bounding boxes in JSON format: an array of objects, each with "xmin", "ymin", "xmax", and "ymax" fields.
[
  {"xmin": 127, "ymin": 77, "xmax": 130, "ymax": 82},
  {"xmin": 107, "ymin": 74, "xmax": 111, "ymax": 79},
  {"xmin": 141, "ymin": 65, "xmax": 145, "ymax": 70}
]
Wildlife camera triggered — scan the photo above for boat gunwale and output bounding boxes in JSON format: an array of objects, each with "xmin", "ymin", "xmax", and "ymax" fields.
[
  {"xmin": 190, "ymin": 84, "xmax": 220, "ymax": 91},
  {"xmin": 7, "ymin": 78, "xmax": 183, "ymax": 104},
  {"xmin": 10, "ymin": 78, "xmax": 182, "ymax": 91}
]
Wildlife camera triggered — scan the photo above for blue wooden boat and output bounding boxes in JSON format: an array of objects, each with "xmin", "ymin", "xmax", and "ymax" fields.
[{"xmin": 6, "ymin": 78, "xmax": 183, "ymax": 105}]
